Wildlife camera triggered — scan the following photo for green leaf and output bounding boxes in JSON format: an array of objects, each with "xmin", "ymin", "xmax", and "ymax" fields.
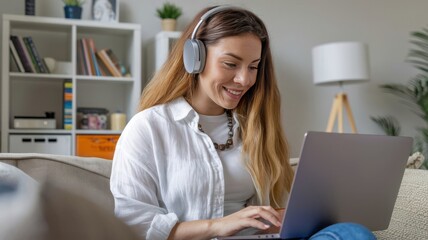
[
  {"xmin": 415, "ymin": 66, "xmax": 428, "ymax": 72},
  {"xmin": 408, "ymin": 61, "xmax": 428, "ymax": 69},
  {"xmin": 370, "ymin": 116, "xmax": 401, "ymax": 136},
  {"xmin": 411, "ymin": 31, "xmax": 428, "ymax": 41},
  {"xmin": 409, "ymin": 40, "xmax": 428, "ymax": 52},
  {"xmin": 409, "ymin": 50, "xmax": 428, "ymax": 60}
]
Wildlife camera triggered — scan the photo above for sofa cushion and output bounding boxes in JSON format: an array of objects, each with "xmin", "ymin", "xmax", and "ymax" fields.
[
  {"xmin": 40, "ymin": 182, "xmax": 141, "ymax": 240},
  {"xmin": 0, "ymin": 153, "xmax": 113, "ymax": 213},
  {"xmin": 374, "ymin": 169, "xmax": 428, "ymax": 239}
]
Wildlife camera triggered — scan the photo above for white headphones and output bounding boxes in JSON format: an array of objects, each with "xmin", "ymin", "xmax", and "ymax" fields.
[{"xmin": 183, "ymin": 6, "xmax": 235, "ymax": 74}]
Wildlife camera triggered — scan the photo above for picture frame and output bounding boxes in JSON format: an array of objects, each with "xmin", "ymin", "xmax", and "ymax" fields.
[{"xmin": 91, "ymin": 0, "xmax": 119, "ymax": 22}]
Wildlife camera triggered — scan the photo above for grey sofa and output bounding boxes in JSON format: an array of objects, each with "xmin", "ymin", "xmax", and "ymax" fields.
[{"xmin": 0, "ymin": 153, "xmax": 427, "ymax": 239}]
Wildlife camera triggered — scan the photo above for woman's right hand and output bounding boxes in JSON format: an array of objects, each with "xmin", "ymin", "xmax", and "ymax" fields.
[{"xmin": 209, "ymin": 206, "xmax": 283, "ymax": 238}]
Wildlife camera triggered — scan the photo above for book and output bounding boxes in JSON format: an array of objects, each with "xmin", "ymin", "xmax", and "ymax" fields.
[
  {"xmin": 87, "ymin": 38, "xmax": 101, "ymax": 76},
  {"xmin": 105, "ymin": 49, "xmax": 124, "ymax": 75},
  {"xmin": 9, "ymin": 51, "xmax": 20, "ymax": 72},
  {"xmin": 10, "ymin": 35, "xmax": 34, "ymax": 73},
  {"xmin": 95, "ymin": 54, "xmax": 111, "ymax": 76},
  {"xmin": 24, "ymin": 36, "xmax": 49, "ymax": 73},
  {"xmin": 96, "ymin": 49, "xmax": 122, "ymax": 77},
  {"xmin": 63, "ymin": 80, "xmax": 73, "ymax": 130},
  {"xmin": 22, "ymin": 37, "xmax": 41, "ymax": 73},
  {"xmin": 81, "ymin": 38, "xmax": 95, "ymax": 75},
  {"xmin": 9, "ymin": 39, "xmax": 25, "ymax": 72},
  {"xmin": 76, "ymin": 39, "xmax": 87, "ymax": 75},
  {"xmin": 42, "ymin": 58, "xmax": 51, "ymax": 73},
  {"xmin": 17, "ymin": 36, "xmax": 37, "ymax": 73}
]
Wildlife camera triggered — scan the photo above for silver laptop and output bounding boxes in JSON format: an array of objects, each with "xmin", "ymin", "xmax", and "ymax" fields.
[{"xmin": 221, "ymin": 131, "xmax": 413, "ymax": 239}]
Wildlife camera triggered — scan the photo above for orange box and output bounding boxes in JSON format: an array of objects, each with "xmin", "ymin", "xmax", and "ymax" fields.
[{"xmin": 76, "ymin": 134, "xmax": 119, "ymax": 160}]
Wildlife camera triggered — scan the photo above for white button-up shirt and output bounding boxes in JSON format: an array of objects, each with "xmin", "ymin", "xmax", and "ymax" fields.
[{"xmin": 110, "ymin": 97, "xmax": 260, "ymax": 239}]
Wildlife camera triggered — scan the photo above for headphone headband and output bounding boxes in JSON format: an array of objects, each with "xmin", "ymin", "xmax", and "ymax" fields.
[{"xmin": 190, "ymin": 5, "xmax": 234, "ymax": 39}]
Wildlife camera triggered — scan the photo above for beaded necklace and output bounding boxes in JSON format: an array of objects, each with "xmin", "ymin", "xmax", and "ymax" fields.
[{"xmin": 198, "ymin": 110, "xmax": 233, "ymax": 151}]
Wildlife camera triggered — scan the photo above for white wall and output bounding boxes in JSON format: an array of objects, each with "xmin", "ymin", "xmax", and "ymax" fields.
[{"xmin": 1, "ymin": 0, "xmax": 427, "ymax": 157}]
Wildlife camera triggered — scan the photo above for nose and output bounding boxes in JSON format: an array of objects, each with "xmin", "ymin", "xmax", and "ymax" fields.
[{"xmin": 234, "ymin": 68, "xmax": 252, "ymax": 87}]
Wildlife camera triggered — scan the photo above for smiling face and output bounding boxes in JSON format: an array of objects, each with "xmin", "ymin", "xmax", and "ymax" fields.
[{"xmin": 190, "ymin": 33, "xmax": 262, "ymax": 115}]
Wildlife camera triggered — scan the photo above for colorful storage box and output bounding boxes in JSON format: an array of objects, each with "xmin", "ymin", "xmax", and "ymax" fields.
[{"xmin": 76, "ymin": 134, "xmax": 119, "ymax": 160}]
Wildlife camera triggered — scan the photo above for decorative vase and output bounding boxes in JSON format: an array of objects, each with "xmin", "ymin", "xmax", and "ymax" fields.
[
  {"xmin": 161, "ymin": 19, "xmax": 177, "ymax": 31},
  {"xmin": 64, "ymin": 6, "xmax": 82, "ymax": 19}
]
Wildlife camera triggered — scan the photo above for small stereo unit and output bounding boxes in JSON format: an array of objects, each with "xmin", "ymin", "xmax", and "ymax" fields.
[{"xmin": 14, "ymin": 112, "xmax": 56, "ymax": 129}]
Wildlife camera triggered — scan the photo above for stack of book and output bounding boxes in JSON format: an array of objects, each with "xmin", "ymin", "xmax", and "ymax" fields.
[
  {"xmin": 77, "ymin": 37, "xmax": 128, "ymax": 77},
  {"xmin": 63, "ymin": 80, "xmax": 73, "ymax": 130},
  {"xmin": 9, "ymin": 35, "xmax": 49, "ymax": 73}
]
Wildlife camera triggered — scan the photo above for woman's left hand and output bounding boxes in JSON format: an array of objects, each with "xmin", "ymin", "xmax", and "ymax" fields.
[{"xmin": 256, "ymin": 208, "xmax": 285, "ymax": 234}]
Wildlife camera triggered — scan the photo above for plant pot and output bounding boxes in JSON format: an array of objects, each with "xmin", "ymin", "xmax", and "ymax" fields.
[
  {"xmin": 64, "ymin": 6, "xmax": 82, "ymax": 19},
  {"xmin": 161, "ymin": 19, "xmax": 177, "ymax": 31}
]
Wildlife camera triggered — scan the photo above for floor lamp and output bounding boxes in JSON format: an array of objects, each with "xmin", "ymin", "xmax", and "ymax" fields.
[{"xmin": 312, "ymin": 42, "xmax": 370, "ymax": 133}]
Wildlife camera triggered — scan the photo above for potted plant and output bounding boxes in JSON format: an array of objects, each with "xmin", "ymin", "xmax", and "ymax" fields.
[
  {"xmin": 371, "ymin": 27, "xmax": 428, "ymax": 169},
  {"xmin": 63, "ymin": 0, "xmax": 85, "ymax": 19},
  {"xmin": 156, "ymin": 2, "xmax": 182, "ymax": 31}
]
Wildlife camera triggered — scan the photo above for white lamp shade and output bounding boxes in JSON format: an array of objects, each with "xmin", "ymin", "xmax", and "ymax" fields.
[{"xmin": 312, "ymin": 42, "xmax": 370, "ymax": 85}]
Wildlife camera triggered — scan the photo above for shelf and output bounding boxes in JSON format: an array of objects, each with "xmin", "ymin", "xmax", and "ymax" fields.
[
  {"xmin": 4, "ymin": 14, "xmax": 138, "ymax": 31},
  {"xmin": 10, "ymin": 72, "xmax": 72, "ymax": 79},
  {"xmin": 76, "ymin": 75, "xmax": 134, "ymax": 83},
  {"xmin": 75, "ymin": 130, "xmax": 122, "ymax": 135},
  {"xmin": 9, "ymin": 129, "xmax": 72, "ymax": 134}
]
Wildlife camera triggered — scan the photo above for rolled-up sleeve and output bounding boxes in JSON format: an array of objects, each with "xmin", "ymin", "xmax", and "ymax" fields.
[{"xmin": 110, "ymin": 112, "xmax": 178, "ymax": 240}]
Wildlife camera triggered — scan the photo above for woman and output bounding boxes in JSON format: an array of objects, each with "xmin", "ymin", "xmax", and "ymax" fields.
[{"xmin": 110, "ymin": 6, "xmax": 376, "ymax": 240}]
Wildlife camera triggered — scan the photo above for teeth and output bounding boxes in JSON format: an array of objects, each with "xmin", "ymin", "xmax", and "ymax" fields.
[{"xmin": 226, "ymin": 88, "xmax": 242, "ymax": 95}]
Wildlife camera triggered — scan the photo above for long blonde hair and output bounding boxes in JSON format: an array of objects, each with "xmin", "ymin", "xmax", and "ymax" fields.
[{"xmin": 139, "ymin": 6, "xmax": 294, "ymax": 207}]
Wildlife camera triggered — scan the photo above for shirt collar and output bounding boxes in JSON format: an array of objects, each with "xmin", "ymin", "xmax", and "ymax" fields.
[
  {"xmin": 169, "ymin": 97, "xmax": 195, "ymax": 122},
  {"xmin": 168, "ymin": 96, "xmax": 241, "ymax": 129}
]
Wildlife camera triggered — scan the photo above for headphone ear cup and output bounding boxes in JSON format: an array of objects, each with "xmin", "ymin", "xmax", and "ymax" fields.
[
  {"xmin": 183, "ymin": 39, "xmax": 206, "ymax": 74},
  {"xmin": 196, "ymin": 39, "xmax": 206, "ymax": 73}
]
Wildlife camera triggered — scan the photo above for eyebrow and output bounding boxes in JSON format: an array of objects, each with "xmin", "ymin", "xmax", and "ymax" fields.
[{"xmin": 224, "ymin": 53, "xmax": 261, "ymax": 63}]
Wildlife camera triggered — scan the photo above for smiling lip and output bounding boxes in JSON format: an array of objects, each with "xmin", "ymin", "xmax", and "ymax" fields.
[{"xmin": 224, "ymin": 87, "xmax": 243, "ymax": 100}]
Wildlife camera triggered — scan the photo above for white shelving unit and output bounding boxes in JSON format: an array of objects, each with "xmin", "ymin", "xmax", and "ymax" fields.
[
  {"xmin": 155, "ymin": 31, "xmax": 181, "ymax": 70},
  {"xmin": 1, "ymin": 14, "xmax": 141, "ymax": 155},
  {"xmin": 145, "ymin": 31, "xmax": 181, "ymax": 83}
]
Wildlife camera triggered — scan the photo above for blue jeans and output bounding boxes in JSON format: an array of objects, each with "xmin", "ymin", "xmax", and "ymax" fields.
[{"xmin": 309, "ymin": 223, "xmax": 376, "ymax": 240}]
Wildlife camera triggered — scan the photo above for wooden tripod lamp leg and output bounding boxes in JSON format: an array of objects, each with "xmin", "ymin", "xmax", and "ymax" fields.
[
  {"xmin": 343, "ymin": 94, "xmax": 357, "ymax": 133},
  {"xmin": 326, "ymin": 94, "xmax": 340, "ymax": 132},
  {"xmin": 337, "ymin": 93, "xmax": 344, "ymax": 133}
]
